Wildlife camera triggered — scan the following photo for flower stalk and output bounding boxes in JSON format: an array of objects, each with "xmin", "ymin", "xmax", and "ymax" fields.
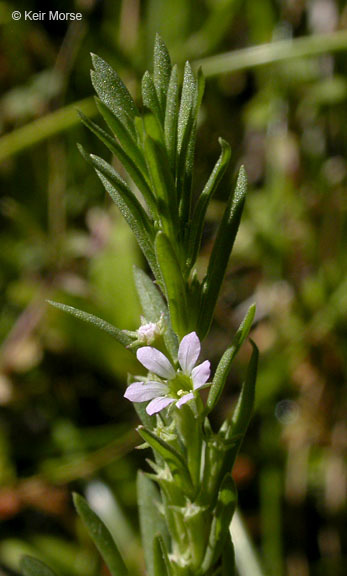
[{"xmin": 45, "ymin": 34, "xmax": 259, "ymax": 576}]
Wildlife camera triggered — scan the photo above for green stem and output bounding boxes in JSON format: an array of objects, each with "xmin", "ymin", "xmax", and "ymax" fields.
[{"xmin": 195, "ymin": 29, "xmax": 347, "ymax": 77}]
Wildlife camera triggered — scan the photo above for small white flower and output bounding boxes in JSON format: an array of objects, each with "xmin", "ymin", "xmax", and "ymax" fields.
[
  {"xmin": 137, "ymin": 318, "xmax": 162, "ymax": 345},
  {"xmin": 124, "ymin": 332, "xmax": 211, "ymax": 415}
]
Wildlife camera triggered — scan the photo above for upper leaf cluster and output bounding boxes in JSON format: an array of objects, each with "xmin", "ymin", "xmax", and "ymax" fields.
[{"xmin": 81, "ymin": 34, "xmax": 247, "ymax": 340}]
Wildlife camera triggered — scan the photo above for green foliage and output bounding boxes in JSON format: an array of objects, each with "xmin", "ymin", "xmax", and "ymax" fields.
[
  {"xmin": 1, "ymin": 4, "xmax": 346, "ymax": 576},
  {"xmin": 207, "ymin": 304, "xmax": 256, "ymax": 412},
  {"xmin": 137, "ymin": 472, "xmax": 170, "ymax": 576},
  {"xmin": 80, "ymin": 36, "xmax": 245, "ymax": 340},
  {"xmin": 73, "ymin": 493, "xmax": 128, "ymax": 576},
  {"xmin": 46, "ymin": 301, "xmax": 133, "ymax": 347},
  {"xmin": 198, "ymin": 165, "xmax": 247, "ymax": 339},
  {"xmin": 21, "ymin": 556, "xmax": 58, "ymax": 576}
]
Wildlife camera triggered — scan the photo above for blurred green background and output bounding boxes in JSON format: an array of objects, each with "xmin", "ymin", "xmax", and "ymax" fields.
[{"xmin": 0, "ymin": 1, "xmax": 346, "ymax": 575}]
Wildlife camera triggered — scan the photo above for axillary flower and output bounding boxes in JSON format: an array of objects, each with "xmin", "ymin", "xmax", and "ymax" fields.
[{"xmin": 124, "ymin": 332, "xmax": 211, "ymax": 415}]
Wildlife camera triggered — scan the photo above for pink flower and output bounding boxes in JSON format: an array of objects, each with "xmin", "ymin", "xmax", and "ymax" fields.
[{"xmin": 124, "ymin": 332, "xmax": 211, "ymax": 415}]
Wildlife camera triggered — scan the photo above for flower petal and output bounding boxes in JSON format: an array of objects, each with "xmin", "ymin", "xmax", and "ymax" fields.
[
  {"xmin": 176, "ymin": 392, "xmax": 194, "ymax": 408},
  {"xmin": 146, "ymin": 396, "xmax": 175, "ymax": 415},
  {"xmin": 191, "ymin": 360, "xmax": 211, "ymax": 389},
  {"xmin": 178, "ymin": 332, "xmax": 201, "ymax": 373},
  {"xmin": 124, "ymin": 381, "xmax": 168, "ymax": 402},
  {"xmin": 137, "ymin": 347, "xmax": 175, "ymax": 379}
]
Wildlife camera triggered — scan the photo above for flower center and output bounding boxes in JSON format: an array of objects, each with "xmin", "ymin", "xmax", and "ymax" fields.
[{"xmin": 168, "ymin": 372, "xmax": 192, "ymax": 397}]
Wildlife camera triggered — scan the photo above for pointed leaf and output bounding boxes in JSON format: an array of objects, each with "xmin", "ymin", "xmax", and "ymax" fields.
[
  {"xmin": 153, "ymin": 34, "xmax": 171, "ymax": 113},
  {"xmin": 201, "ymin": 474, "xmax": 237, "ymax": 572},
  {"xmin": 177, "ymin": 61, "xmax": 196, "ymax": 154},
  {"xmin": 178, "ymin": 68, "xmax": 205, "ymax": 227},
  {"xmin": 222, "ymin": 534, "xmax": 236, "ymax": 575},
  {"xmin": 133, "ymin": 266, "xmax": 167, "ymax": 322},
  {"xmin": 91, "ymin": 54, "xmax": 137, "ymax": 127},
  {"xmin": 79, "ymin": 112, "xmax": 156, "ymax": 215},
  {"xmin": 153, "ymin": 535, "xmax": 171, "ymax": 576},
  {"xmin": 133, "ymin": 266, "xmax": 178, "ymax": 358},
  {"xmin": 199, "ymin": 165, "xmax": 247, "ymax": 339},
  {"xmin": 73, "ymin": 493, "xmax": 128, "ymax": 576},
  {"xmin": 207, "ymin": 304, "xmax": 256, "ymax": 413},
  {"xmin": 21, "ymin": 556, "xmax": 58, "ymax": 576},
  {"xmin": 154, "ymin": 232, "xmax": 188, "ymax": 338},
  {"xmin": 134, "ymin": 401, "xmax": 156, "ymax": 430},
  {"xmin": 144, "ymin": 136, "xmax": 177, "ymax": 230},
  {"xmin": 137, "ymin": 472, "xmax": 170, "ymax": 576},
  {"xmin": 95, "ymin": 98, "xmax": 148, "ymax": 177},
  {"xmin": 142, "ymin": 71, "xmax": 164, "ymax": 126},
  {"xmin": 164, "ymin": 65, "xmax": 179, "ymax": 171},
  {"xmin": 230, "ymin": 340, "xmax": 259, "ymax": 438},
  {"xmin": 47, "ymin": 301, "xmax": 133, "ymax": 347},
  {"xmin": 218, "ymin": 341, "xmax": 259, "ymax": 484},
  {"xmin": 79, "ymin": 147, "xmax": 159, "ymax": 276},
  {"xmin": 187, "ymin": 138, "xmax": 231, "ymax": 268},
  {"xmin": 136, "ymin": 426, "xmax": 188, "ymax": 476}
]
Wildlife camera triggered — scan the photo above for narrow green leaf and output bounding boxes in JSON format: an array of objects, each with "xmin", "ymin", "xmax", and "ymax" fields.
[
  {"xmin": 201, "ymin": 474, "xmax": 237, "ymax": 572},
  {"xmin": 79, "ymin": 147, "xmax": 159, "ymax": 276},
  {"xmin": 177, "ymin": 61, "xmax": 196, "ymax": 154},
  {"xmin": 91, "ymin": 54, "xmax": 138, "ymax": 126},
  {"xmin": 134, "ymin": 401, "xmax": 156, "ymax": 430},
  {"xmin": 164, "ymin": 65, "xmax": 179, "ymax": 171},
  {"xmin": 133, "ymin": 266, "xmax": 178, "ymax": 358},
  {"xmin": 95, "ymin": 98, "xmax": 148, "ymax": 177},
  {"xmin": 207, "ymin": 304, "xmax": 256, "ymax": 413},
  {"xmin": 73, "ymin": 493, "xmax": 128, "ymax": 576},
  {"xmin": 177, "ymin": 68, "xmax": 204, "ymax": 228},
  {"xmin": 181, "ymin": 67, "xmax": 205, "ymax": 205},
  {"xmin": 133, "ymin": 266, "xmax": 167, "ymax": 322},
  {"xmin": 176, "ymin": 62, "xmax": 196, "ymax": 213},
  {"xmin": 144, "ymin": 137, "xmax": 177, "ymax": 231},
  {"xmin": 153, "ymin": 535, "xmax": 171, "ymax": 576},
  {"xmin": 222, "ymin": 534, "xmax": 236, "ymax": 576},
  {"xmin": 137, "ymin": 472, "xmax": 170, "ymax": 576},
  {"xmin": 153, "ymin": 34, "xmax": 171, "ymax": 113},
  {"xmin": 219, "ymin": 341, "xmax": 259, "ymax": 478},
  {"xmin": 47, "ymin": 301, "xmax": 133, "ymax": 347},
  {"xmin": 142, "ymin": 71, "xmax": 164, "ymax": 126},
  {"xmin": 199, "ymin": 165, "xmax": 247, "ymax": 339},
  {"xmin": 79, "ymin": 112, "xmax": 156, "ymax": 216},
  {"xmin": 21, "ymin": 556, "xmax": 58, "ymax": 576},
  {"xmin": 187, "ymin": 138, "xmax": 231, "ymax": 269},
  {"xmin": 230, "ymin": 340, "xmax": 259, "ymax": 438},
  {"xmin": 154, "ymin": 232, "xmax": 188, "ymax": 338},
  {"xmin": 137, "ymin": 426, "xmax": 188, "ymax": 475},
  {"xmin": 82, "ymin": 148, "xmax": 151, "ymax": 232}
]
